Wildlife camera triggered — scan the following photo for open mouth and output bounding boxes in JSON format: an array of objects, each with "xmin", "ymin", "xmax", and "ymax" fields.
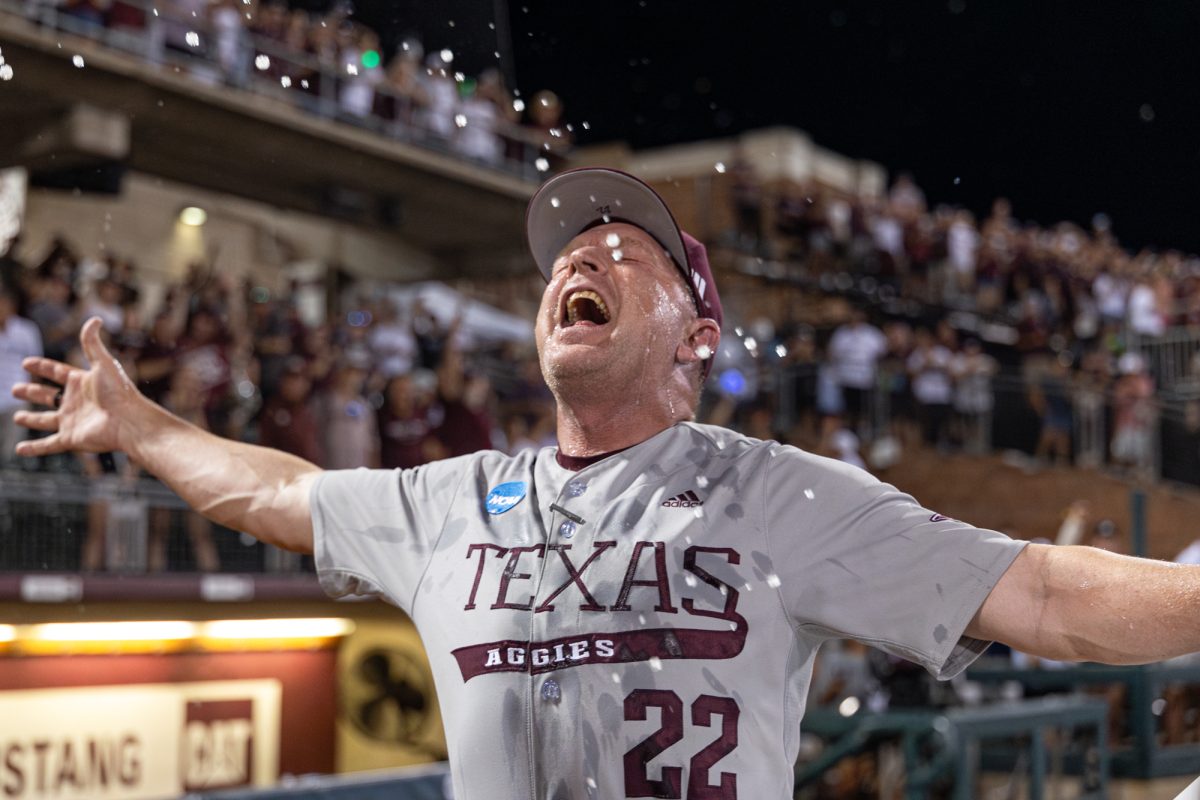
[{"xmin": 562, "ymin": 290, "xmax": 611, "ymax": 327}]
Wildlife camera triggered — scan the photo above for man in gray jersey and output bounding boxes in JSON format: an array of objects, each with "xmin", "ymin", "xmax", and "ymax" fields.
[{"xmin": 12, "ymin": 168, "xmax": 1200, "ymax": 799}]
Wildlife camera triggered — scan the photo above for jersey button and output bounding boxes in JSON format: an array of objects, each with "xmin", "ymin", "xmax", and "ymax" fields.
[
  {"xmin": 558, "ymin": 520, "xmax": 577, "ymax": 539},
  {"xmin": 566, "ymin": 480, "xmax": 588, "ymax": 497},
  {"xmin": 540, "ymin": 678, "xmax": 561, "ymax": 703}
]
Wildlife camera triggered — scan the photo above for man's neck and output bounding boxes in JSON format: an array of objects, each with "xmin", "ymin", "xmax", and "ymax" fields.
[{"xmin": 553, "ymin": 393, "xmax": 687, "ymax": 457}]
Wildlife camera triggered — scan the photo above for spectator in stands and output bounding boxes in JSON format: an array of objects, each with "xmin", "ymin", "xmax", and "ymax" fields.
[
  {"xmin": 1030, "ymin": 353, "xmax": 1074, "ymax": 467},
  {"xmin": 367, "ymin": 299, "xmax": 417, "ymax": 379},
  {"xmin": 1110, "ymin": 352, "xmax": 1156, "ymax": 475},
  {"xmin": 374, "ymin": 48, "xmax": 428, "ymax": 134},
  {"xmin": 258, "ymin": 357, "xmax": 322, "ymax": 465},
  {"xmin": 907, "ymin": 326, "xmax": 955, "ymax": 450},
  {"xmin": 434, "ymin": 346, "xmax": 493, "ymax": 458},
  {"xmin": 0, "ymin": 283, "xmax": 42, "ymax": 466},
  {"xmin": 418, "ymin": 51, "xmax": 458, "ymax": 141},
  {"xmin": 338, "ymin": 26, "xmax": 384, "ymax": 120},
  {"xmin": 315, "ymin": 352, "xmax": 378, "ymax": 469},
  {"xmin": 455, "ymin": 78, "xmax": 503, "ymax": 165},
  {"xmin": 952, "ymin": 337, "xmax": 997, "ymax": 454},
  {"xmin": 826, "ymin": 308, "xmax": 887, "ymax": 436},
  {"xmin": 378, "ymin": 371, "xmax": 440, "ymax": 469},
  {"xmin": 527, "ymin": 89, "xmax": 573, "ymax": 167}
]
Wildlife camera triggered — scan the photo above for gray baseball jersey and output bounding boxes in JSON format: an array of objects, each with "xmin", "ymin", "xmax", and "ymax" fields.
[{"xmin": 312, "ymin": 421, "xmax": 1025, "ymax": 799}]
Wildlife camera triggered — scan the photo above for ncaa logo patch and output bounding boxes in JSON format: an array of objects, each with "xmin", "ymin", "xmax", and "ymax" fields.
[{"xmin": 485, "ymin": 481, "xmax": 527, "ymax": 515}]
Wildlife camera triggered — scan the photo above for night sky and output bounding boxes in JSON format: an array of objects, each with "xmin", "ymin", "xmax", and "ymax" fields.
[{"xmin": 354, "ymin": 0, "xmax": 1200, "ymax": 253}]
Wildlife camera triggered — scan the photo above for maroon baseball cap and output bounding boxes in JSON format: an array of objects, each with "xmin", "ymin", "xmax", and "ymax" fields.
[{"xmin": 525, "ymin": 167, "xmax": 724, "ymax": 336}]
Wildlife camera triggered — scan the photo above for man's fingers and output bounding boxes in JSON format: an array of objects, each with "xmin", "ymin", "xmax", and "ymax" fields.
[
  {"xmin": 13, "ymin": 410, "xmax": 60, "ymax": 433},
  {"xmin": 80, "ymin": 317, "xmax": 112, "ymax": 368},
  {"xmin": 14, "ymin": 434, "xmax": 66, "ymax": 458},
  {"xmin": 20, "ymin": 356, "xmax": 77, "ymax": 386},
  {"xmin": 11, "ymin": 382, "xmax": 59, "ymax": 408}
]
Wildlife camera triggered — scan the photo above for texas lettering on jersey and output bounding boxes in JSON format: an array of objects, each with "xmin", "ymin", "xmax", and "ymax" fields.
[{"xmin": 452, "ymin": 541, "xmax": 747, "ymax": 682}]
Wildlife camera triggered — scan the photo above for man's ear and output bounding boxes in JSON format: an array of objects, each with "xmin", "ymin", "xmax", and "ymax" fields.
[{"xmin": 676, "ymin": 319, "xmax": 721, "ymax": 366}]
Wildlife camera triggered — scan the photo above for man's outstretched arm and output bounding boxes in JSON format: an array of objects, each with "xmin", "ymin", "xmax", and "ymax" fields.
[
  {"xmin": 12, "ymin": 318, "xmax": 319, "ymax": 554},
  {"xmin": 967, "ymin": 542, "xmax": 1200, "ymax": 664}
]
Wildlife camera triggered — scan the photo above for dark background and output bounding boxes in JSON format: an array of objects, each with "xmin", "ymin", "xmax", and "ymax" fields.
[{"xmin": 350, "ymin": 0, "xmax": 1200, "ymax": 252}]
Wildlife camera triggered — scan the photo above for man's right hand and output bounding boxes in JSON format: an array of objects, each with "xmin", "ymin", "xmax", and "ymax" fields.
[{"xmin": 12, "ymin": 317, "xmax": 144, "ymax": 457}]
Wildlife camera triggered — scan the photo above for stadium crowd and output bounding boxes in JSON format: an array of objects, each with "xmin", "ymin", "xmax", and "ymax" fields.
[
  {"xmin": 39, "ymin": 0, "xmax": 572, "ymax": 168},
  {"xmin": 723, "ymin": 160, "xmax": 1196, "ymax": 478}
]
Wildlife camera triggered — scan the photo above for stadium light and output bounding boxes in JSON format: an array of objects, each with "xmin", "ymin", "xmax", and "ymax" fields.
[
  {"xmin": 179, "ymin": 206, "xmax": 208, "ymax": 226},
  {"xmin": 30, "ymin": 621, "xmax": 197, "ymax": 642},
  {"xmin": 6, "ymin": 618, "xmax": 354, "ymax": 654}
]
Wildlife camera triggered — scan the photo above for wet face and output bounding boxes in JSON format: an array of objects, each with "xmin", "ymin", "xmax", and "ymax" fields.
[{"xmin": 535, "ymin": 222, "xmax": 695, "ymax": 397}]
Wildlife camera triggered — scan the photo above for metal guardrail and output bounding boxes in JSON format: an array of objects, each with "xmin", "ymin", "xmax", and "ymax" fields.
[
  {"xmin": 0, "ymin": 468, "xmax": 301, "ymax": 574},
  {"xmin": 968, "ymin": 662, "xmax": 1200, "ymax": 779},
  {"xmin": 797, "ymin": 696, "xmax": 1110, "ymax": 800}
]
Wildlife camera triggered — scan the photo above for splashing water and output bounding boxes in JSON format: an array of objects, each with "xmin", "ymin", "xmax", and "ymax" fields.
[
  {"xmin": 535, "ymin": 157, "xmax": 550, "ymax": 172},
  {"xmin": 185, "ymin": 31, "xmax": 200, "ymax": 47},
  {"xmin": 714, "ymin": 162, "xmax": 726, "ymax": 173},
  {"xmin": 766, "ymin": 573, "xmax": 782, "ymax": 588},
  {"xmin": 803, "ymin": 488, "xmax": 815, "ymax": 499},
  {"xmin": 454, "ymin": 113, "xmax": 467, "ymax": 128},
  {"xmin": 605, "ymin": 232, "xmax": 620, "ymax": 248},
  {"xmin": 550, "ymin": 196, "xmax": 561, "ymax": 208},
  {"xmin": 0, "ymin": 65, "xmax": 12, "ymax": 82},
  {"xmin": 280, "ymin": 75, "xmax": 291, "ymax": 88},
  {"xmin": 71, "ymin": 55, "xmax": 85, "ymax": 68},
  {"xmin": 255, "ymin": 54, "xmax": 270, "ymax": 71},
  {"xmin": 611, "ymin": 249, "xmax": 623, "ymax": 262},
  {"xmin": 648, "ymin": 657, "xmax": 663, "ymax": 671}
]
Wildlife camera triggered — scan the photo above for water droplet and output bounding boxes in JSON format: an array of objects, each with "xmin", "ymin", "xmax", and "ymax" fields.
[
  {"xmin": 440, "ymin": 47, "xmax": 454, "ymax": 63},
  {"xmin": 0, "ymin": 65, "xmax": 12, "ymax": 81},
  {"xmin": 71, "ymin": 55, "xmax": 85, "ymax": 68},
  {"xmin": 558, "ymin": 520, "xmax": 576, "ymax": 539},
  {"xmin": 605, "ymin": 233, "xmax": 621, "ymax": 248},
  {"xmin": 611, "ymin": 249, "xmax": 623, "ymax": 261},
  {"xmin": 280, "ymin": 75, "xmax": 291, "ymax": 88},
  {"xmin": 649, "ymin": 656, "xmax": 663, "ymax": 671},
  {"xmin": 184, "ymin": 31, "xmax": 200, "ymax": 47},
  {"xmin": 513, "ymin": 98, "xmax": 526, "ymax": 112},
  {"xmin": 448, "ymin": 19, "xmax": 456, "ymax": 27},
  {"xmin": 637, "ymin": 614, "xmax": 646, "ymax": 624},
  {"xmin": 684, "ymin": 573, "xmax": 697, "ymax": 587},
  {"xmin": 300, "ymin": 79, "xmax": 310, "ymax": 89},
  {"xmin": 611, "ymin": 672, "xmax": 621, "ymax": 684},
  {"xmin": 953, "ymin": 176, "xmax": 961, "ymax": 185},
  {"xmin": 714, "ymin": 161, "xmax": 726, "ymax": 173},
  {"xmin": 581, "ymin": 121, "xmax": 591, "ymax": 130},
  {"xmin": 1139, "ymin": 103, "xmax": 1155, "ymax": 122},
  {"xmin": 453, "ymin": 71, "xmax": 465, "ymax": 82},
  {"xmin": 692, "ymin": 507, "xmax": 703, "ymax": 518},
  {"xmin": 587, "ymin": 778, "xmax": 597, "ymax": 789},
  {"xmin": 540, "ymin": 678, "xmax": 561, "ymax": 702},
  {"xmin": 255, "ymin": 54, "xmax": 270, "ymax": 71},
  {"xmin": 535, "ymin": 157, "xmax": 551, "ymax": 172},
  {"xmin": 345, "ymin": 63, "xmax": 358, "ymax": 76},
  {"xmin": 550, "ymin": 196, "xmax": 561, "ymax": 208},
  {"xmin": 766, "ymin": 573, "xmax": 782, "ymax": 588},
  {"xmin": 454, "ymin": 113, "xmax": 468, "ymax": 128},
  {"xmin": 804, "ymin": 488, "xmax": 815, "ymax": 499}
]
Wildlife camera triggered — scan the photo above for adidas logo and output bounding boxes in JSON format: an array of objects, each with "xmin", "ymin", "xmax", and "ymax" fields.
[{"xmin": 662, "ymin": 490, "xmax": 704, "ymax": 508}]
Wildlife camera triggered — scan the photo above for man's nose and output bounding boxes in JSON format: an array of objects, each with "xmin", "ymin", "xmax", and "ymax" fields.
[{"xmin": 564, "ymin": 246, "xmax": 610, "ymax": 276}]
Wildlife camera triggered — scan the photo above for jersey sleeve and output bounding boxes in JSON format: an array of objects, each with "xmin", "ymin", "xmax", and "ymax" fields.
[
  {"xmin": 310, "ymin": 457, "xmax": 472, "ymax": 613},
  {"xmin": 762, "ymin": 446, "xmax": 1026, "ymax": 679}
]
